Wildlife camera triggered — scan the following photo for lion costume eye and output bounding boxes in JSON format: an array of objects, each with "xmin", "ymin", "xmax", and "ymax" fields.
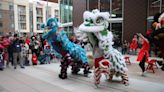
[
  {"xmin": 85, "ymin": 19, "xmax": 88, "ymax": 22},
  {"xmin": 95, "ymin": 16, "xmax": 105, "ymax": 25},
  {"xmin": 85, "ymin": 18, "xmax": 93, "ymax": 24},
  {"xmin": 51, "ymin": 22, "xmax": 56, "ymax": 27}
]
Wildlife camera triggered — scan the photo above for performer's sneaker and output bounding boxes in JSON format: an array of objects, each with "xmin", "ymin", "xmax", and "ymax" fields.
[
  {"xmin": 14, "ymin": 67, "xmax": 16, "ymax": 69},
  {"xmin": 141, "ymin": 71, "xmax": 147, "ymax": 77}
]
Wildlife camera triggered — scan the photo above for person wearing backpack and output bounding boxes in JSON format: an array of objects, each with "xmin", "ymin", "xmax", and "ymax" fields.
[{"xmin": 12, "ymin": 34, "xmax": 24, "ymax": 69}]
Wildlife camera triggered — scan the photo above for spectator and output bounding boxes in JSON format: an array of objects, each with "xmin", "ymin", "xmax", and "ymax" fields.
[
  {"xmin": 32, "ymin": 53, "xmax": 38, "ymax": 65},
  {"xmin": 25, "ymin": 36, "xmax": 30, "ymax": 46},
  {"xmin": 130, "ymin": 34, "xmax": 138, "ymax": 55},
  {"xmin": 44, "ymin": 45, "xmax": 51, "ymax": 64},
  {"xmin": 122, "ymin": 40, "xmax": 129, "ymax": 54},
  {"xmin": 12, "ymin": 34, "xmax": 24, "ymax": 69},
  {"xmin": 3, "ymin": 35, "xmax": 10, "ymax": 67},
  {"xmin": 30, "ymin": 36, "xmax": 40, "ymax": 57}
]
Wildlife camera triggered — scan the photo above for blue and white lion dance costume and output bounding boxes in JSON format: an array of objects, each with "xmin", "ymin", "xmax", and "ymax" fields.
[{"xmin": 41, "ymin": 18, "xmax": 90, "ymax": 79}]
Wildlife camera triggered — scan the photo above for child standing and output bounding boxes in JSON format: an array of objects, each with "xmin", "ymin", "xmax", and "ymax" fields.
[
  {"xmin": 32, "ymin": 53, "xmax": 38, "ymax": 65},
  {"xmin": 130, "ymin": 34, "xmax": 138, "ymax": 55},
  {"xmin": 44, "ymin": 45, "xmax": 51, "ymax": 64}
]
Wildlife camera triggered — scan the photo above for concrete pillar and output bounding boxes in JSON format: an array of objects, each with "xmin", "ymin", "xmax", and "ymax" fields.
[{"xmin": 72, "ymin": 0, "xmax": 86, "ymax": 27}]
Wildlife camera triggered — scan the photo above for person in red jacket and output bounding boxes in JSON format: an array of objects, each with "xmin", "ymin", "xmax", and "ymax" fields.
[
  {"xmin": 32, "ymin": 53, "xmax": 38, "ymax": 65},
  {"xmin": 25, "ymin": 38, "xmax": 30, "ymax": 45},
  {"xmin": 130, "ymin": 34, "xmax": 138, "ymax": 55},
  {"xmin": 136, "ymin": 33, "xmax": 150, "ymax": 76}
]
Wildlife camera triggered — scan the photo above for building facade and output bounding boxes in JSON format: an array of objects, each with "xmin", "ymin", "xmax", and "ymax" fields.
[
  {"xmin": 0, "ymin": 0, "xmax": 15, "ymax": 34},
  {"xmin": 32, "ymin": 1, "xmax": 59, "ymax": 33},
  {"xmin": 14, "ymin": 0, "xmax": 30, "ymax": 33},
  {"xmin": 0, "ymin": 0, "xmax": 59, "ymax": 34},
  {"xmin": 72, "ymin": 0, "xmax": 164, "ymax": 44}
]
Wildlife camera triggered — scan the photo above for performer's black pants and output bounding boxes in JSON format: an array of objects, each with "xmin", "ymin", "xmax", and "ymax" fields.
[{"xmin": 139, "ymin": 55, "xmax": 146, "ymax": 72}]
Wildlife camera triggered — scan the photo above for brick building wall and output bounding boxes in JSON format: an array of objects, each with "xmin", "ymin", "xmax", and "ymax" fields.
[{"xmin": 123, "ymin": 0, "xmax": 148, "ymax": 42}]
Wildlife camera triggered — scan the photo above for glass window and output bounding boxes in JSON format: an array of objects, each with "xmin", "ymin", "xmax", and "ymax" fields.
[
  {"xmin": 60, "ymin": 0, "xmax": 73, "ymax": 35},
  {"xmin": 36, "ymin": 7, "xmax": 43, "ymax": 30},
  {"xmin": 18, "ymin": 5, "xmax": 26, "ymax": 30},
  {"xmin": 111, "ymin": 23, "xmax": 122, "ymax": 47},
  {"xmin": 47, "ymin": 7, "xmax": 51, "ymax": 18},
  {"xmin": 88, "ymin": 0, "xmax": 123, "ymax": 18},
  {"xmin": 11, "ymin": 24, "xmax": 14, "ymax": 28},
  {"xmin": 55, "ymin": 9, "xmax": 59, "ymax": 18},
  {"xmin": 147, "ymin": 0, "xmax": 164, "ymax": 30},
  {"xmin": 19, "ymin": 23, "xmax": 26, "ymax": 30},
  {"xmin": 64, "ymin": 0, "xmax": 68, "ymax": 23},
  {"xmin": 148, "ymin": 0, "xmax": 161, "ymax": 16},
  {"xmin": 18, "ymin": 5, "xmax": 26, "ymax": 14},
  {"xmin": 37, "ymin": 24, "xmax": 41, "ymax": 30},
  {"xmin": 112, "ymin": 0, "xmax": 122, "ymax": 18},
  {"xmin": 10, "ymin": 15, "xmax": 13, "ymax": 20},
  {"xmin": 9, "ymin": 5, "xmax": 14, "ymax": 10},
  {"xmin": 89, "ymin": 0, "xmax": 98, "ymax": 11},
  {"xmin": 60, "ymin": 0, "xmax": 73, "ymax": 23},
  {"xmin": 68, "ymin": 0, "xmax": 73, "ymax": 22},
  {"xmin": 162, "ymin": 0, "xmax": 164, "ymax": 12},
  {"xmin": 36, "ymin": 8, "xmax": 43, "ymax": 15},
  {"xmin": 100, "ymin": 0, "xmax": 110, "ymax": 12}
]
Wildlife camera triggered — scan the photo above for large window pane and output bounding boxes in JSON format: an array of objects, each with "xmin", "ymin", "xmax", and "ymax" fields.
[
  {"xmin": 100, "ymin": 0, "xmax": 110, "ymax": 12},
  {"xmin": 148, "ymin": 0, "xmax": 161, "ymax": 16},
  {"xmin": 112, "ymin": 0, "xmax": 122, "ymax": 18},
  {"xmin": 162, "ymin": 0, "xmax": 164, "ymax": 12},
  {"xmin": 60, "ymin": 0, "xmax": 66, "ymax": 23},
  {"xmin": 60, "ymin": 0, "xmax": 73, "ymax": 36},
  {"xmin": 112, "ymin": 23, "xmax": 122, "ymax": 47},
  {"xmin": 60, "ymin": 0, "xmax": 72, "ymax": 23},
  {"xmin": 89, "ymin": 0, "xmax": 98, "ymax": 11}
]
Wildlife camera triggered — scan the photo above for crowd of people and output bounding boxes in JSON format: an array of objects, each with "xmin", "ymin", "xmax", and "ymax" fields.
[
  {"xmin": 0, "ymin": 32, "xmax": 53, "ymax": 71},
  {"xmin": 0, "ymin": 31, "xmax": 162, "ymax": 74},
  {"xmin": 121, "ymin": 33, "xmax": 159, "ymax": 57}
]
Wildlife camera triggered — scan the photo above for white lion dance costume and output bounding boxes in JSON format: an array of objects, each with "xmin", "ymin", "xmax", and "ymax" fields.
[{"xmin": 75, "ymin": 9, "xmax": 129, "ymax": 86}]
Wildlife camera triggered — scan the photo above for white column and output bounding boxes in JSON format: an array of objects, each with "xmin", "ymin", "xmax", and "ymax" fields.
[
  {"xmin": 26, "ymin": 5, "xmax": 30, "ymax": 33},
  {"xmin": 33, "ymin": 3, "xmax": 37, "ymax": 33},
  {"xmin": 14, "ymin": 4, "xmax": 18, "ymax": 33}
]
